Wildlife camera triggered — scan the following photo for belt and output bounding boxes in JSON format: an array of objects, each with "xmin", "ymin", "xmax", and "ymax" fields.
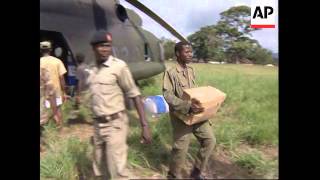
[{"xmin": 94, "ymin": 111, "xmax": 122, "ymax": 123}]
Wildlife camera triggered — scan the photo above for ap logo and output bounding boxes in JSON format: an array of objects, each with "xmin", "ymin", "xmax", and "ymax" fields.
[{"xmin": 251, "ymin": 0, "xmax": 277, "ymax": 28}]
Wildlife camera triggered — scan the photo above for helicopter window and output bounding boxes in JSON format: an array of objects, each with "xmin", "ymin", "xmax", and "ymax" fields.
[
  {"xmin": 54, "ymin": 47, "xmax": 63, "ymax": 58},
  {"xmin": 116, "ymin": 4, "xmax": 128, "ymax": 22},
  {"xmin": 121, "ymin": 47, "xmax": 129, "ymax": 57},
  {"xmin": 144, "ymin": 43, "xmax": 151, "ymax": 61}
]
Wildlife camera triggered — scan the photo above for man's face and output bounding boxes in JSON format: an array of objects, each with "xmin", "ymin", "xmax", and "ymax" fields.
[
  {"xmin": 93, "ymin": 42, "xmax": 112, "ymax": 63},
  {"xmin": 178, "ymin": 45, "xmax": 193, "ymax": 64}
]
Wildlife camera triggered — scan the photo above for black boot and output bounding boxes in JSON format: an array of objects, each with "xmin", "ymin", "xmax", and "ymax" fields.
[
  {"xmin": 167, "ymin": 171, "xmax": 178, "ymax": 180},
  {"xmin": 190, "ymin": 167, "xmax": 205, "ymax": 180}
]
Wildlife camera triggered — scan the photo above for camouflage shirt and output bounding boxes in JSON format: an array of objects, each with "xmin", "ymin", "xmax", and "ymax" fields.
[
  {"xmin": 40, "ymin": 68, "xmax": 55, "ymax": 125},
  {"xmin": 163, "ymin": 63, "xmax": 196, "ymax": 115}
]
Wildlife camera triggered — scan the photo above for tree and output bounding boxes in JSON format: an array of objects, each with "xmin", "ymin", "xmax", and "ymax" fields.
[
  {"xmin": 215, "ymin": 6, "xmax": 261, "ymax": 63},
  {"xmin": 160, "ymin": 37, "xmax": 176, "ymax": 60},
  {"xmin": 188, "ymin": 26, "xmax": 224, "ymax": 63},
  {"xmin": 247, "ymin": 47, "xmax": 274, "ymax": 65},
  {"xmin": 226, "ymin": 40, "xmax": 254, "ymax": 63}
]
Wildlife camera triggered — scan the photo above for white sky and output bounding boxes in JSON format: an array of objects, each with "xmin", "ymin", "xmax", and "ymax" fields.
[{"xmin": 119, "ymin": 0, "xmax": 278, "ymax": 53}]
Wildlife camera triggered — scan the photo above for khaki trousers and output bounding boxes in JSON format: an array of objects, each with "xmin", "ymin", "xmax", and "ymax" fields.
[{"xmin": 92, "ymin": 112, "xmax": 129, "ymax": 180}]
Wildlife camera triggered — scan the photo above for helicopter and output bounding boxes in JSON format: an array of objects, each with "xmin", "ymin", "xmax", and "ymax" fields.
[{"xmin": 40, "ymin": 0, "xmax": 187, "ymax": 91}]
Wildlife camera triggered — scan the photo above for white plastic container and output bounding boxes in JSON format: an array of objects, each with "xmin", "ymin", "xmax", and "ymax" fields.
[{"xmin": 144, "ymin": 95, "xmax": 169, "ymax": 115}]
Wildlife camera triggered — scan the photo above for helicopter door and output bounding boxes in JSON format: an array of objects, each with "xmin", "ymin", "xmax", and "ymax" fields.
[{"xmin": 40, "ymin": 30, "xmax": 77, "ymax": 96}]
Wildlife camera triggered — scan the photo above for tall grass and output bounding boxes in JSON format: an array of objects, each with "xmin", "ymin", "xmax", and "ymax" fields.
[
  {"xmin": 139, "ymin": 63, "xmax": 278, "ymax": 147},
  {"xmin": 232, "ymin": 150, "xmax": 278, "ymax": 178},
  {"xmin": 40, "ymin": 123, "xmax": 93, "ymax": 180},
  {"xmin": 137, "ymin": 62, "xmax": 278, "ymax": 177},
  {"xmin": 40, "ymin": 138, "xmax": 92, "ymax": 180},
  {"xmin": 41, "ymin": 62, "xmax": 278, "ymax": 178},
  {"xmin": 127, "ymin": 113, "xmax": 172, "ymax": 175},
  {"xmin": 198, "ymin": 64, "xmax": 278, "ymax": 146}
]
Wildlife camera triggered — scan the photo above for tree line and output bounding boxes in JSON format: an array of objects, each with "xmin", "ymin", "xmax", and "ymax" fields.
[{"xmin": 161, "ymin": 6, "xmax": 275, "ymax": 65}]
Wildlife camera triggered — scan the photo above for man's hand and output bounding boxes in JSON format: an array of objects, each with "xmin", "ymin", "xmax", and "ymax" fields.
[
  {"xmin": 140, "ymin": 126, "xmax": 152, "ymax": 144},
  {"xmin": 75, "ymin": 95, "xmax": 81, "ymax": 104},
  {"xmin": 63, "ymin": 94, "xmax": 71, "ymax": 102},
  {"xmin": 133, "ymin": 96, "xmax": 152, "ymax": 144},
  {"xmin": 190, "ymin": 98, "xmax": 204, "ymax": 114}
]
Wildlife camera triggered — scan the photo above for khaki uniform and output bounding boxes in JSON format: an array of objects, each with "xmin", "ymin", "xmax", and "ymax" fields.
[
  {"xmin": 40, "ymin": 55, "xmax": 67, "ymax": 98},
  {"xmin": 76, "ymin": 63, "xmax": 90, "ymax": 92},
  {"xmin": 163, "ymin": 63, "xmax": 216, "ymax": 177},
  {"xmin": 75, "ymin": 63, "xmax": 91, "ymax": 109},
  {"xmin": 87, "ymin": 56, "xmax": 140, "ymax": 180}
]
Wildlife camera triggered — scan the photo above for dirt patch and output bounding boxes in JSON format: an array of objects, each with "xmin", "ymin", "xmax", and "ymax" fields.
[
  {"xmin": 58, "ymin": 123, "xmax": 93, "ymax": 141},
  {"xmin": 206, "ymin": 148, "xmax": 259, "ymax": 179},
  {"xmin": 236, "ymin": 143, "xmax": 278, "ymax": 161},
  {"xmin": 259, "ymin": 145, "xmax": 278, "ymax": 160}
]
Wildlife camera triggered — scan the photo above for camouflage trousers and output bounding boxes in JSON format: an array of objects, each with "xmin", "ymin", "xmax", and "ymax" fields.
[
  {"xmin": 168, "ymin": 113, "xmax": 216, "ymax": 178},
  {"xmin": 92, "ymin": 111, "xmax": 129, "ymax": 180}
]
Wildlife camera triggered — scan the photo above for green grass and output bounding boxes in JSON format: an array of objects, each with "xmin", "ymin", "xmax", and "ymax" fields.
[
  {"xmin": 40, "ymin": 128, "xmax": 92, "ymax": 180},
  {"xmin": 41, "ymin": 102, "xmax": 93, "ymax": 180},
  {"xmin": 198, "ymin": 64, "xmax": 278, "ymax": 146},
  {"xmin": 41, "ymin": 62, "xmax": 278, "ymax": 179},
  {"xmin": 136, "ymin": 62, "xmax": 278, "ymax": 177},
  {"xmin": 232, "ymin": 150, "xmax": 278, "ymax": 178},
  {"xmin": 139, "ymin": 63, "xmax": 278, "ymax": 147},
  {"xmin": 127, "ymin": 113, "xmax": 173, "ymax": 175}
]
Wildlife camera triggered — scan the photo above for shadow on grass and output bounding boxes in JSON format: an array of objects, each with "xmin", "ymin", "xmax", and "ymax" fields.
[
  {"xmin": 127, "ymin": 112, "xmax": 172, "ymax": 174},
  {"xmin": 67, "ymin": 117, "xmax": 93, "ymax": 126}
]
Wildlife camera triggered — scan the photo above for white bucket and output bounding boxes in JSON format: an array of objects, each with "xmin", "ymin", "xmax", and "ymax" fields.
[{"xmin": 144, "ymin": 95, "xmax": 169, "ymax": 114}]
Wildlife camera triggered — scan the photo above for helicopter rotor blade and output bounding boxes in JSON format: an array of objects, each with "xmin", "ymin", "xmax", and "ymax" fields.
[{"xmin": 124, "ymin": 0, "xmax": 188, "ymax": 42}]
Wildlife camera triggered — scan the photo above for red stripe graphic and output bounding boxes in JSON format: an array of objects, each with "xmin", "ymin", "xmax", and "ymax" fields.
[{"xmin": 251, "ymin": 24, "xmax": 275, "ymax": 28}]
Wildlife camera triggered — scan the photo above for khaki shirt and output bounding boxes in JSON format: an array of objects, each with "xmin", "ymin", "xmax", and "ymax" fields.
[
  {"xmin": 40, "ymin": 55, "xmax": 67, "ymax": 97},
  {"xmin": 163, "ymin": 63, "xmax": 196, "ymax": 115},
  {"xmin": 87, "ymin": 56, "xmax": 141, "ymax": 116}
]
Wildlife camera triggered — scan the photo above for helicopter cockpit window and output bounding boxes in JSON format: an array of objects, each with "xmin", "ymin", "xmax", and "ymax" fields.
[
  {"xmin": 144, "ymin": 43, "xmax": 151, "ymax": 61},
  {"xmin": 116, "ymin": 4, "xmax": 128, "ymax": 22},
  {"xmin": 54, "ymin": 47, "xmax": 63, "ymax": 58}
]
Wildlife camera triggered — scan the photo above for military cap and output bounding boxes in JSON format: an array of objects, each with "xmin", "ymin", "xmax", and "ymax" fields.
[
  {"xmin": 40, "ymin": 41, "xmax": 52, "ymax": 49},
  {"xmin": 90, "ymin": 30, "xmax": 112, "ymax": 45}
]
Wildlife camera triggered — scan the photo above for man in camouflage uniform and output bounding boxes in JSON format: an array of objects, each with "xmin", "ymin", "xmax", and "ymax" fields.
[
  {"xmin": 40, "ymin": 41, "xmax": 67, "ymax": 127},
  {"xmin": 40, "ymin": 67, "xmax": 57, "ymax": 151},
  {"xmin": 40, "ymin": 67, "xmax": 57, "ymax": 126},
  {"xmin": 87, "ymin": 30, "xmax": 152, "ymax": 180},
  {"xmin": 74, "ymin": 53, "xmax": 90, "ymax": 109},
  {"xmin": 163, "ymin": 41, "xmax": 216, "ymax": 179}
]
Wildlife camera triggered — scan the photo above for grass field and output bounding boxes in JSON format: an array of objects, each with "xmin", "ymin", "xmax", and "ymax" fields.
[{"xmin": 40, "ymin": 62, "xmax": 278, "ymax": 179}]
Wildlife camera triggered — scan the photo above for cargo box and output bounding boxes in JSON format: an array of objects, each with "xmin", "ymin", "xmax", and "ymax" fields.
[{"xmin": 173, "ymin": 86, "xmax": 226, "ymax": 125}]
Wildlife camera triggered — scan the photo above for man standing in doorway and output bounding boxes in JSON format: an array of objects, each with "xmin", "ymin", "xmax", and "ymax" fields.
[{"xmin": 40, "ymin": 41, "xmax": 67, "ymax": 127}]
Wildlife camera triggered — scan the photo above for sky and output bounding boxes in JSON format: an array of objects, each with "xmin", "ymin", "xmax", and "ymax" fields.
[{"xmin": 119, "ymin": 0, "xmax": 278, "ymax": 53}]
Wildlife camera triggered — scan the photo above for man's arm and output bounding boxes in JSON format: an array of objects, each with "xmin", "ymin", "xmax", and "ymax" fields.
[
  {"xmin": 132, "ymin": 95, "xmax": 151, "ymax": 144},
  {"xmin": 45, "ymin": 83, "xmax": 58, "ymax": 115},
  {"xmin": 58, "ymin": 60, "xmax": 68, "ymax": 100},
  {"xmin": 118, "ymin": 64, "xmax": 152, "ymax": 144},
  {"xmin": 59, "ymin": 75, "xmax": 68, "ymax": 100},
  {"xmin": 163, "ymin": 71, "xmax": 192, "ymax": 114}
]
